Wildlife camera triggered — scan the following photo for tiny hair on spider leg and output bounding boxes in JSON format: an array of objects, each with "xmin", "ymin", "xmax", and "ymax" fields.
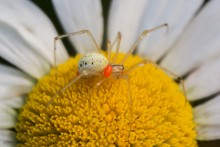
[{"xmin": 44, "ymin": 23, "xmax": 177, "ymax": 110}]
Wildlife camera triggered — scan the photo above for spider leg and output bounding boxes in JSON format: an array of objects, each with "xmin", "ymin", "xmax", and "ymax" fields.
[
  {"xmin": 86, "ymin": 77, "xmax": 107, "ymax": 109},
  {"xmin": 107, "ymin": 32, "xmax": 122, "ymax": 64},
  {"xmin": 107, "ymin": 40, "xmax": 112, "ymax": 62},
  {"xmin": 112, "ymin": 72, "xmax": 133, "ymax": 111},
  {"xmin": 119, "ymin": 74, "xmax": 132, "ymax": 105},
  {"xmin": 126, "ymin": 59, "xmax": 187, "ymax": 102},
  {"xmin": 119, "ymin": 23, "xmax": 168, "ymax": 65},
  {"xmin": 95, "ymin": 78, "xmax": 107, "ymax": 88},
  {"xmin": 44, "ymin": 69, "xmax": 103, "ymax": 111},
  {"xmin": 53, "ymin": 30, "xmax": 100, "ymax": 68},
  {"xmin": 112, "ymin": 32, "xmax": 122, "ymax": 63},
  {"xmin": 115, "ymin": 73, "xmax": 134, "ymax": 141}
]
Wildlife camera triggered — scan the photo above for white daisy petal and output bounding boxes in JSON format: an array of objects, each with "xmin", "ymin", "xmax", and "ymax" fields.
[
  {"xmin": 161, "ymin": 0, "xmax": 220, "ymax": 76},
  {"xmin": 194, "ymin": 95, "xmax": 220, "ymax": 140},
  {"xmin": 194, "ymin": 95, "xmax": 220, "ymax": 125},
  {"xmin": 0, "ymin": 64, "xmax": 34, "ymax": 87},
  {"xmin": 0, "ymin": 106, "xmax": 17, "ymax": 129},
  {"xmin": 138, "ymin": 0, "xmax": 203, "ymax": 61},
  {"xmin": 108, "ymin": 0, "xmax": 149, "ymax": 52},
  {"xmin": 52, "ymin": 0, "xmax": 103, "ymax": 53},
  {"xmin": 0, "ymin": 0, "xmax": 68, "ymax": 75},
  {"xmin": 0, "ymin": 23, "xmax": 49, "ymax": 78},
  {"xmin": 185, "ymin": 57, "xmax": 220, "ymax": 101},
  {"xmin": 196, "ymin": 125, "xmax": 220, "ymax": 141},
  {"xmin": 0, "ymin": 85, "xmax": 30, "ymax": 100},
  {"xmin": 0, "ymin": 64, "xmax": 34, "ymax": 98},
  {"xmin": 0, "ymin": 97, "xmax": 25, "ymax": 109},
  {"xmin": 0, "ymin": 130, "xmax": 16, "ymax": 147}
]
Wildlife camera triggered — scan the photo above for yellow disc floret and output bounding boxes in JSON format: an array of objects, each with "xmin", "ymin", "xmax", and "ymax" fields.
[{"xmin": 16, "ymin": 53, "xmax": 197, "ymax": 147}]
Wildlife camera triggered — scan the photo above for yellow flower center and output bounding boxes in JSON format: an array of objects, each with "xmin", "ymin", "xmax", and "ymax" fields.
[{"xmin": 16, "ymin": 53, "xmax": 197, "ymax": 146}]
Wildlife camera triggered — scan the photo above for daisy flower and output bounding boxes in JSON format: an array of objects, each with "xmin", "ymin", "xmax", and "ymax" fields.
[{"xmin": 0, "ymin": 0, "xmax": 220, "ymax": 146}]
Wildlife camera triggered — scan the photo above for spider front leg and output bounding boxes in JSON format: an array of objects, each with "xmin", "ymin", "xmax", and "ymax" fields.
[
  {"xmin": 114, "ymin": 73, "xmax": 135, "ymax": 139},
  {"xmin": 126, "ymin": 59, "xmax": 187, "ymax": 102},
  {"xmin": 44, "ymin": 69, "xmax": 103, "ymax": 111},
  {"xmin": 107, "ymin": 32, "xmax": 122, "ymax": 63},
  {"xmin": 53, "ymin": 30, "xmax": 101, "ymax": 69},
  {"xmin": 119, "ymin": 23, "xmax": 168, "ymax": 65}
]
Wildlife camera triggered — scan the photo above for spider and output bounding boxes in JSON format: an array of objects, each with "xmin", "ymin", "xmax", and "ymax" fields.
[{"xmin": 45, "ymin": 23, "xmax": 186, "ymax": 109}]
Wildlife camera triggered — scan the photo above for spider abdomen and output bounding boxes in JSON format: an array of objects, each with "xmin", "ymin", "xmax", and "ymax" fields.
[{"xmin": 78, "ymin": 52, "xmax": 108, "ymax": 74}]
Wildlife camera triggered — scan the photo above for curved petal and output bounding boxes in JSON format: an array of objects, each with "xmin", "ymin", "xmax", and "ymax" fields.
[
  {"xmin": 194, "ymin": 95, "xmax": 220, "ymax": 140},
  {"xmin": 0, "ymin": 23, "xmax": 48, "ymax": 78},
  {"xmin": 161, "ymin": 0, "xmax": 220, "ymax": 76},
  {"xmin": 0, "ymin": 96, "xmax": 25, "ymax": 109},
  {"xmin": 0, "ymin": 85, "xmax": 30, "ymax": 100},
  {"xmin": 194, "ymin": 95, "xmax": 220, "ymax": 126},
  {"xmin": 108, "ymin": 0, "xmax": 149, "ymax": 52},
  {"xmin": 0, "ymin": 65, "xmax": 34, "ymax": 87},
  {"xmin": 53, "ymin": 0, "xmax": 103, "ymax": 53},
  {"xmin": 0, "ymin": 0, "xmax": 68, "ymax": 78},
  {"xmin": 0, "ymin": 105, "xmax": 17, "ymax": 129},
  {"xmin": 0, "ymin": 64, "xmax": 34, "ymax": 98},
  {"xmin": 0, "ymin": 130, "xmax": 16, "ymax": 147},
  {"xmin": 196, "ymin": 125, "xmax": 220, "ymax": 141},
  {"xmin": 138, "ymin": 0, "xmax": 203, "ymax": 61},
  {"xmin": 185, "ymin": 57, "xmax": 220, "ymax": 101}
]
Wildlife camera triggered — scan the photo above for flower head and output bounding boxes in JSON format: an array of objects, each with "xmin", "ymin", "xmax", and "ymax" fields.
[
  {"xmin": 0, "ymin": 0, "xmax": 220, "ymax": 146},
  {"xmin": 16, "ymin": 54, "xmax": 196, "ymax": 146}
]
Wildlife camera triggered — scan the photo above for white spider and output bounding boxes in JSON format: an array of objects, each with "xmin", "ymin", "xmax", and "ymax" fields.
[{"xmin": 45, "ymin": 23, "xmax": 186, "ymax": 109}]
